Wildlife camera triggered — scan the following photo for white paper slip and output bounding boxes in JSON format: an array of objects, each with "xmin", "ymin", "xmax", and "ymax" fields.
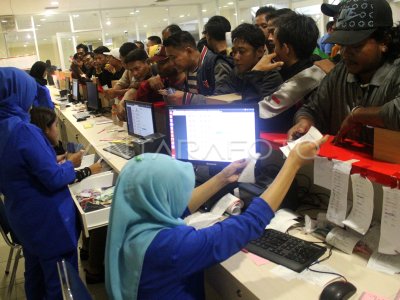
[
  {"xmin": 378, "ymin": 187, "xmax": 400, "ymax": 255},
  {"xmin": 210, "ymin": 193, "xmax": 243, "ymax": 216},
  {"xmin": 367, "ymin": 251, "xmax": 400, "ymax": 275},
  {"xmin": 298, "ymin": 264, "xmax": 341, "ymax": 287},
  {"xmin": 342, "ymin": 174, "xmax": 374, "ymax": 235},
  {"xmin": 280, "ymin": 126, "xmax": 323, "ymax": 157},
  {"xmin": 78, "ymin": 154, "xmax": 96, "ymax": 169},
  {"xmin": 95, "ymin": 116, "xmax": 113, "ymax": 125},
  {"xmin": 326, "ymin": 160, "xmax": 352, "ymax": 227},
  {"xmin": 184, "ymin": 212, "xmax": 223, "ymax": 230},
  {"xmin": 325, "ymin": 227, "xmax": 362, "ymax": 254},
  {"xmin": 238, "ymin": 153, "xmax": 261, "ymax": 183},
  {"xmin": 266, "ymin": 209, "xmax": 300, "ymax": 232},
  {"xmin": 313, "ymin": 156, "xmax": 334, "ymax": 190}
]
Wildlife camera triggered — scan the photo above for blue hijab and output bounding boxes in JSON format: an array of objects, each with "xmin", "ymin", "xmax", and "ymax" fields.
[
  {"xmin": 105, "ymin": 153, "xmax": 195, "ymax": 300},
  {"xmin": 0, "ymin": 67, "xmax": 37, "ymax": 159}
]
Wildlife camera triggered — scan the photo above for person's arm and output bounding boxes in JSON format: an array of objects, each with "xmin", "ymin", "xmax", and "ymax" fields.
[
  {"xmin": 333, "ymin": 106, "xmax": 388, "ymax": 144},
  {"xmin": 188, "ymin": 159, "xmax": 247, "ymax": 213},
  {"xmin": 213, "ymin": 60, "xmax": 233, "ymax": 95},
  {"xmin": 20, "ymin": 125, "xmax": 76, "ymax": 192},
  {"xmin": 146, "ymin": 137, "xmax": 328, "ymax": 279},
  {"xmin": 260, "ymin": 136, "xmax": 328, "ymax": 210}
]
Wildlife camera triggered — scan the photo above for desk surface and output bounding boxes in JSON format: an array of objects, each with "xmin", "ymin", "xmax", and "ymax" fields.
[{"xmin": 52, "ymin": 89, "xmax": 399, "ymax": 300}]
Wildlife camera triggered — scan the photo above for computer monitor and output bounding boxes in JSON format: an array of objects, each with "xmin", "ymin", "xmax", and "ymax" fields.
[
  {"xmin": 72, "ymin": 79, "xmax": 79, "ymax": 102},
  {"xmin": 125, "ymin": 100, "xmax": 156, "ymax": 138},
  {"xmin": 86, "ymin": 81, "xmax": 102, "ymax": 112},
  {"xmin": 167, "ymin": 104, "xmax": 259, "ymax": 166},
  {"xmin": 65, "ymin": 77, "xmax": 70, "ymax": 92}
]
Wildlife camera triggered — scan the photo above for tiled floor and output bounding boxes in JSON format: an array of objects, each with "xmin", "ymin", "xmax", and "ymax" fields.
[{"xmin": 0, "ymin": 237, "xmax": 109, "ymax": 300}]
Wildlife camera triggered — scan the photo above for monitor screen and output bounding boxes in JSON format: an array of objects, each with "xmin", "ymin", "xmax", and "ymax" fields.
[
  {"xmin": 86, "ymin": 82, "xmax": 101, "ymax": 111},
  {"xmin": 125, "ymin": 101, "xmax": 155, "ymax": 138},
  {"xmin": 167, "ymin": 104, "xmax": 259, "ymax": 166},
  {"xmin": 72, "ymin": 79, "xmax": 79, "ymax": 101}
]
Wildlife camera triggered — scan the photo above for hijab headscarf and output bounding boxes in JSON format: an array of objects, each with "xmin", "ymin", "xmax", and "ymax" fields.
[
  {"xmin": 0, "ymin": 67, "xmax": 37, "ymax": 158},
  {"xmin": 105, "ymin": 153, "xmax": 195, "ymax": 299},
  {"xmin": 29, "ymin": 61, "xmax": 47, "ymax": 86}
]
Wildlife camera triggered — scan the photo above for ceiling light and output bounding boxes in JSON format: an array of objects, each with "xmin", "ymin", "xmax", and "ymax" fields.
[
  {"xmin": 202, "ymin": 9, "xmax": 207, "ymax": 12},
  {"xmin": 1, "ymin": 20, "xmax": 7, "ymax": 23},
  {"xmin": 24, "ymin": 45, "xmax": 27, "ymax": 47},
  {"xmin": 40, "ymin": 18, "xmax": 46, "ymax": 21},
  {"xmin": 68, "ymin": 38, "xmax": 71, "ymax": 40},
  {"xmin": 143, "ymin": 24, "xmax": 147, "ymax": 27},
  {"xmin": 51, "ymin": 1, "xmax": 59, "ymax": 5},
  {"xmin": 130, "ymin": 12, "xmax": 134, "ymax": 15},
  {"xmin": 105, "ymin": 33, "xmax": 109, "ymax": 36},
  {"xmin": 106, "ymin": 20, "xmax": 111, "ymax": 26},
  {"xmin": 233, "ymin": 13, "xmax": 237, "ymax": 16},
  {"xmin": 98, "ymin": 38, "xmax": 101, "ymax": 41},
  {"xmin": 26, "ymin": 34, "xmax": 31, "ymax": 39},
  {"xmin": 179, "ymin": 15, "xmax": 184, "ymax": 18},
  {"xmin": 223, "ymin": 5, "xmax": 228, "ymax": 8},
  {"xmin": 163, "ymin": 18, "xmax": 168, "ymax": 21},
  {"xmin": 43, "ymin": 38, "xmax": 47, "ymax": 41},
  {"xmin": 37, "ymin": 24, "xmax": 41, "ymax": 27},
  {"xmin": 227, "ymin": 2, "xmax": 234, "ymax": 4},
  {"xmin": 135, "ymin": 9, "xmax": 140, "ymax": 13},
  {"xmin": 72, "ymin": 14, "xmax": 79, "ymax": 18}
]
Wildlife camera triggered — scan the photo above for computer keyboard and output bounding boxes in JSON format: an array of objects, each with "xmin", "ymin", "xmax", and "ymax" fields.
[
  {"xmin": 245, "ymin": 229, "xmax": 326, "ymax": 272},
  {"xmin": 73, "ymin": 112, "xmax": 90, "ymax": 119},
  {"xmin": 103, "ymin": 144, "xmax": 135, "ymax": 160}
]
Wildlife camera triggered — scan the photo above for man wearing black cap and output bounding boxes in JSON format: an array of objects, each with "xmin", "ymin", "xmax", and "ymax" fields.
[{"xmin": 288, "ymin": 0, "xmax": 400, "ymax": 145}]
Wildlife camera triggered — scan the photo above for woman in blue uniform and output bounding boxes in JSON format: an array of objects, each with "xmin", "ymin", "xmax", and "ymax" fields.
[
  {"xmin": 29, "ymin": 61, "xmax": 54, "ymax": 109},
  {"xmin": 0, "ymin": 67, "xmax": 80, "ymax": 299},
  {"xmin": 105, "ymin": 135, "xmax": 327, "ymax": 299}
]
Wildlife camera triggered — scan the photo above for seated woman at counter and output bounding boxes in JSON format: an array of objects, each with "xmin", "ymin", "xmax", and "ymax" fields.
[
  {"xmin": 105, "ymin": 136, "xmax": 327, "ymax": 299},
  {"xmin": 30, "ymin": 106, "xmax": 101, "ymax": 177}
]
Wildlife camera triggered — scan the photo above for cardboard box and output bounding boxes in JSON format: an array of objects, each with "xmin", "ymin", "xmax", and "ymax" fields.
[{"xmin": 373, "ymin": 128, "xmax": 400, "ymax": 164}]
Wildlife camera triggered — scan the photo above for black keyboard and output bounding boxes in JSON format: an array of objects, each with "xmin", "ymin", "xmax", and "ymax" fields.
[
  {"xmin": 103, "ymin": 144, "xmax": 135, "ymax": 160},
  {"xmin": 245, "ymin": 229, "xmax": 326, "ymax": 272}
]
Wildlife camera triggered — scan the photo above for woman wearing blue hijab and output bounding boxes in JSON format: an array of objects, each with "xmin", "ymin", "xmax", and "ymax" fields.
[
  {"xmin": 0, "ymin": 67, "xmax": 80, "ymax": 299},
  {"xmin": 106, "ymin": 136, "xmax": 327, "ymax": 300}
]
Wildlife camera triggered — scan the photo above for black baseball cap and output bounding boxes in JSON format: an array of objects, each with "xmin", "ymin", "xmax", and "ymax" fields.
[
  {"xmin": 321, "ymin": 3, "xmax": 341, "ymax": 17},
  {"xmin": 325, "ymin": 0, "xmax": 393, "ymax": 46}
]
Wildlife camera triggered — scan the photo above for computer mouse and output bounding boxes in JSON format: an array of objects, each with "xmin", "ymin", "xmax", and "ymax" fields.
[{"xmin": 319, "ymin": 281, "xmax": 357, "ymax": 300}]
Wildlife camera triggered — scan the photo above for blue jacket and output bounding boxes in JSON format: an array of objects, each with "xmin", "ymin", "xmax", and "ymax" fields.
[
  {"xmin": 0, "ymin": 123, "xmax": 79, "ymax": 258},
  {"xmin": 33, "ymin": 82, "xmax": 54, "ymax": 109},
  {"xmin": 138, "ymin": 198, "xmax": 274, "ymax": 299}
]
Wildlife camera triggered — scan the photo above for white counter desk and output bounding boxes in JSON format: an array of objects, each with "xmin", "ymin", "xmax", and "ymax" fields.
[{"xmin": 52, "ymin": 91, "xmax": 399, "ymax": 300}]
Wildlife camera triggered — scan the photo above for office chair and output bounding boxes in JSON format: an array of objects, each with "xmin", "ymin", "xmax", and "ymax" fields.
[
  {"xmin": 0, "ymin": 198, "xmax": 23, "ymax": 299},
  {"xmin": 57, "ymin": 259, "xmax": 92, "ymax": 300}
]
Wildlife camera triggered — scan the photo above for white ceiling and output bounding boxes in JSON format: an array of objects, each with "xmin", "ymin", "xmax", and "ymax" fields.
[{"xmin": 1, "ymin": 0, "xmax": 215, "ymax": 15}]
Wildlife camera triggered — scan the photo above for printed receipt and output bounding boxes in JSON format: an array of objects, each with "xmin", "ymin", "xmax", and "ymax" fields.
[
  {"xmin": 326, "ymin": 161, "xmax": 352, "ymax": 227},
  {"xmin": 342, "ymin": 174, "xmax": 374, "ymax": 235},
  {"xmin": 238, "ymin": 153, "xmax": 261, "ymax": 184},
  {"xmin": 313, "ymin": 156, "xmax": 334, "ymax": 190},
  {"xmin": 280, "ymin": 126, "xmax": 323, "ymax": 158},
  {"xmin": 378, "ymin": 187, "xmax": 400, "ymax": 255},
  {"xmin": 326, "ymin": 227, "xmax": 362, "ymax": 254}
]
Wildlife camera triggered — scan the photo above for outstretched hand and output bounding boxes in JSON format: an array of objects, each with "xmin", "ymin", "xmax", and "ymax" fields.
[
  {"xmin": 288, "ymin": 135, "xmax": 329, "ymax": 168},
  {"xmin": 218, "ymin": 159, "xmax": 248, "ymax": 184}
]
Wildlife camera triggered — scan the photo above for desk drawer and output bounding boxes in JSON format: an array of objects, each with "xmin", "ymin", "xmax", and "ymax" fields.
[{"xmin": 69, "ymin": 171, "xmax": 116, "ymax": 237}]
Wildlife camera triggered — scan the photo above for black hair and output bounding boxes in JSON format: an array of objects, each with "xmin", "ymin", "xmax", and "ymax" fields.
[
  {"xmin": 266, "ymin": 8, "xmax": 294, "ymax": 23},
  {"xmin": 124, "ymin": 49, "xmax": 149, "ymax": 64},
  {"xmin": 76, "ymin": 43, "xmax": 88, "ymax": 53},
  {"xmin": 30, "ymin": 107, "xmax": 56, "ymax": 132},
  {"xmin": 93, "ymin": 46, "xmax": 110, "ymax": 55},
  {"xmin": 274, "ymin": 13, "xmax": 319, "ymax": 60},
  {"xmin": 231, "ymin": 23, "xmax": 265, "ymax": 50},
  {"xmin": 84, "ymin": 52, "xmax": 95, "ymax": 58},
  {"xmin": 29, "ymin": 61, "xmax": 47, "ymax": 80},
  {"xmin": 204, "ymin": 16, "xmax": 231, "ymax": 41},
  {"xmin": 370, "ymin": 24, "xmax": 400, "ymax": 63},
  {"xmin": 119, "ymin": 42, "xmax": 138, "ymax": 58},
  {"xmin": 134, "ymin": 41, "xmax": 145, "ymax": 50},
  {"xmin": 73, "ymin": 53, "xmax": 79, "ymax": 60},
  {"xmin": 163, "ymin": 31, "xmax": 196, "ymax": 49},
  {"xmin": 326, "ymin": 21, "xmax": 335, "ymax": 32},
  {"xmin": 147, "ymin": 36, "xmax": 162, "ymax": 45},
  {"xmin": 162, "ymin": 24, "xmax": 182, "ymax": 36},
  {"xmin": 255, "ymin": 6, "xmax": 276, "ymax": 17},
  {"xmin": 196, "ymin": 37, "xmax": 208, "ymax": 52}
]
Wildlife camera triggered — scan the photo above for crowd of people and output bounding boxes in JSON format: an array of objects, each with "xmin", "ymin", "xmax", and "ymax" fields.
[{"xmin": 0, "ymin": 0, "xmax": 399, "ymax": 298}]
